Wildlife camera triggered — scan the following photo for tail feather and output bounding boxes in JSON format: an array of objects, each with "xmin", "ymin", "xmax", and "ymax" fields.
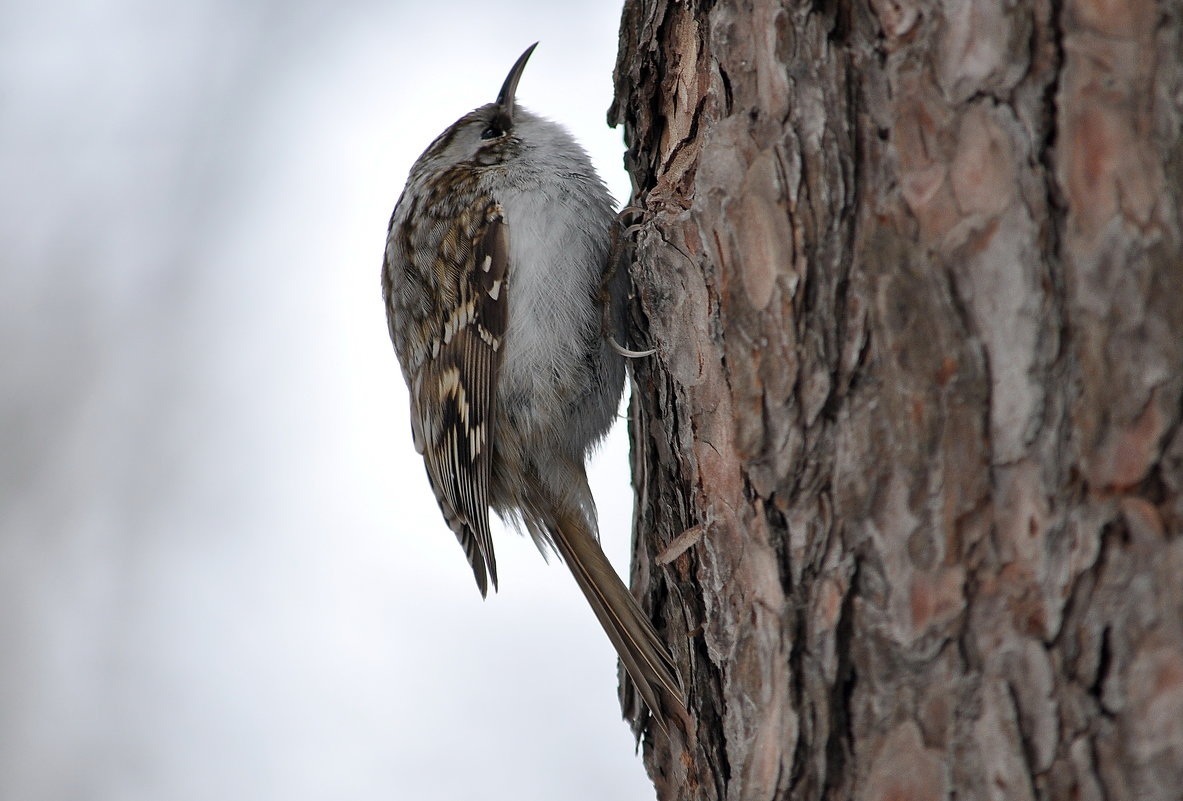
[{"xmin": 551, "ymin": 509, "xmax": 687, "ymax": 731}]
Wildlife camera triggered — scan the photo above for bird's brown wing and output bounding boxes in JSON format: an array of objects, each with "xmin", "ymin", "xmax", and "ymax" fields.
[{"xmin": 394, "ymin": 198, "xmax": 508, "ymax": 596}]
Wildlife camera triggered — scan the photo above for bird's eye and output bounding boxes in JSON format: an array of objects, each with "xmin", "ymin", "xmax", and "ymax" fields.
[{"xmin": 480, "ymin": 124, "xmax": 503, "ymax": 140}]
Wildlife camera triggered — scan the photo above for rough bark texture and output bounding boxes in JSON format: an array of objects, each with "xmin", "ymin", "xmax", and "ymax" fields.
[{"xmin": 608, "ymin": 0, "xmax": 1183, "ymax": 799}]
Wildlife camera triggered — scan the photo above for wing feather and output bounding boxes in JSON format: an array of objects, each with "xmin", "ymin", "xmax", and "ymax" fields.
[{"xmin": 394, "ymin": 199, "xmax": 508, "ymax": 596}]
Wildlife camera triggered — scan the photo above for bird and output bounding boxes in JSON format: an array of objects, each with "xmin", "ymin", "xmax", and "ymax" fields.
[{"xmin": 381, "ymin": 43, "xmax": 686, "ymax": 730}]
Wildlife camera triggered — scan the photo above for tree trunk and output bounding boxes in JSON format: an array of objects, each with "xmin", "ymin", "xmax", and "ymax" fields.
[{"xmin": 608, "ymin": 1, "xmax": 1183, "ymax": 799}]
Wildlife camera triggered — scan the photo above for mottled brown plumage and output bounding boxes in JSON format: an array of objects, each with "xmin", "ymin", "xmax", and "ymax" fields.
[{"xmin": 381, "ymin": 44, "xmax": 687, "ymax": 732}]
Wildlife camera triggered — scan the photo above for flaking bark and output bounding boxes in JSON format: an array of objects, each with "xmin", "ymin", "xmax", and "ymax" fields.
[{"xmin": 610, "ymin": 0, "xmax": 1183, "ymax": 799}]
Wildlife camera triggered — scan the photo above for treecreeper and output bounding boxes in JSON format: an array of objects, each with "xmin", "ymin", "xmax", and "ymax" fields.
[{"xmin": 381, "ymin": 43, "xmax": 687, "ymax": 732}]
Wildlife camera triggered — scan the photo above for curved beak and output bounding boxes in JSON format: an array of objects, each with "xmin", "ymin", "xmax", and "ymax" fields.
[{"xmin": 495, "ymin": 43, "xmax": 538, "ymax": 121}]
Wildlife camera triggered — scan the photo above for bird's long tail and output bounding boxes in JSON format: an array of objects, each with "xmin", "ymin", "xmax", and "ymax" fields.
[{"xmin": 550, "ymin": 507, "xmax": 687, "ymax": 733}]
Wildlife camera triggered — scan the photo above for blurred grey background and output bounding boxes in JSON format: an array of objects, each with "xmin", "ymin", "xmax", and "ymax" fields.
[{"xmin": 0, "ymin": 1, "xmax": 652, "ymax": 798}]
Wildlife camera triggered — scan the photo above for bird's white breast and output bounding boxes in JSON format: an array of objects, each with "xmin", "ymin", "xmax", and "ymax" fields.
[{"xmin": 497, "ymin": 180, "xmax": 601, "ymax": 414}]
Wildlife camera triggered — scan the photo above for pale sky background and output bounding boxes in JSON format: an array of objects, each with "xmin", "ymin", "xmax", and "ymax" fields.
[{"xmin": 0, "ymin": 1, "xmax": 656, "ymax": 799}]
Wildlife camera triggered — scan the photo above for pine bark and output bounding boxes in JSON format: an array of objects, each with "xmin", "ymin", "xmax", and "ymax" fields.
[{"xmin": 608, "ymin": 1, "xmax": 1183, "ymax": 799}]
